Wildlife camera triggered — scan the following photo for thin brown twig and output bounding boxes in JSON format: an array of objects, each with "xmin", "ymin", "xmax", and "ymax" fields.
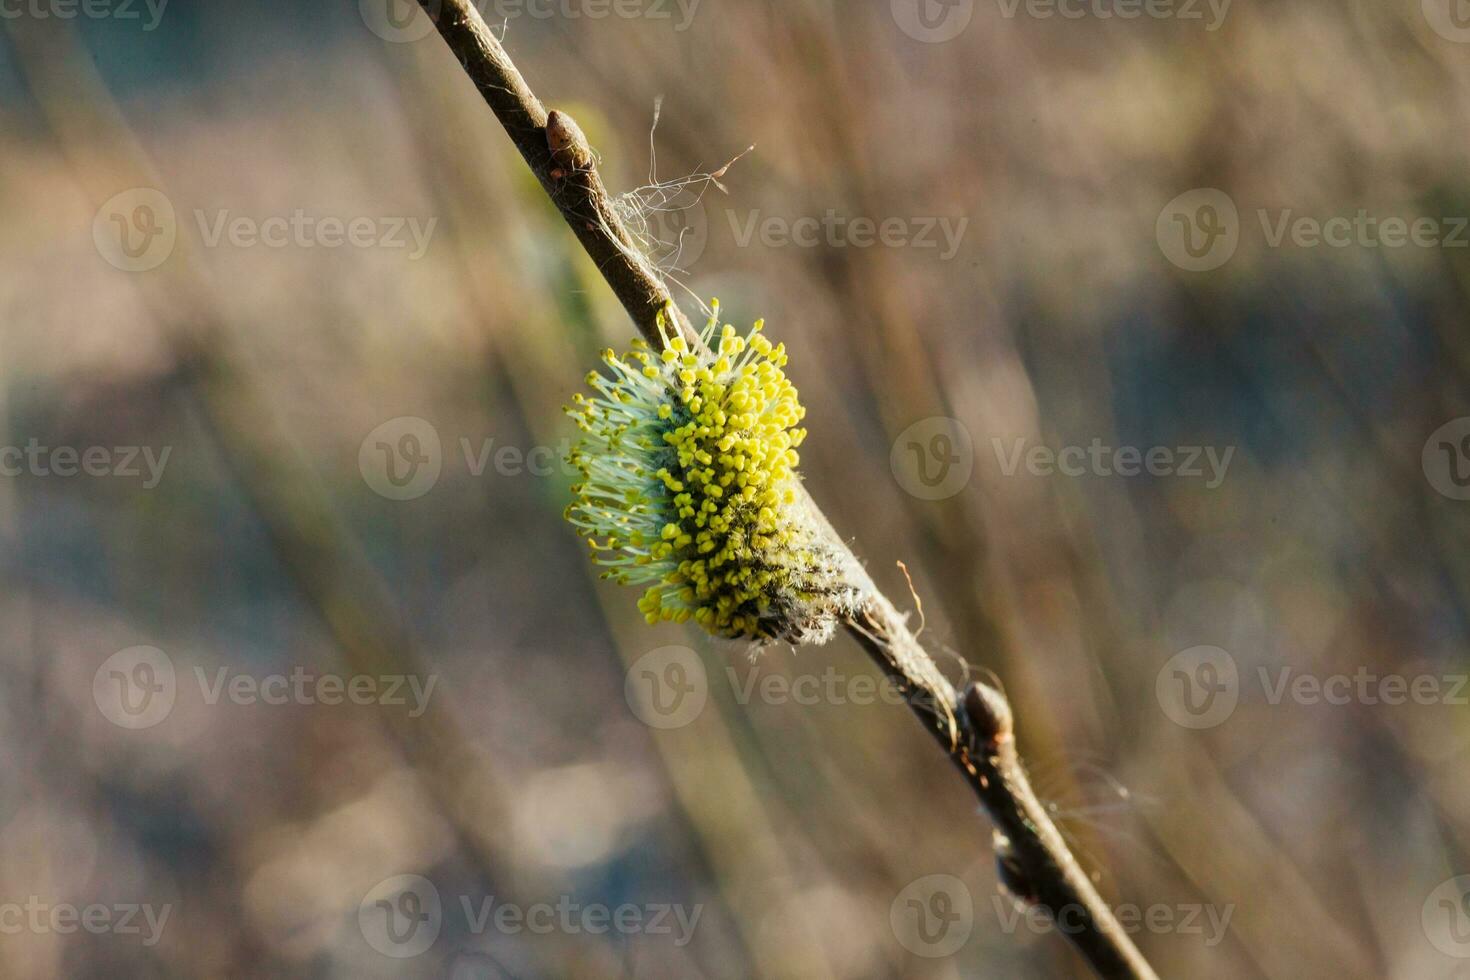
[{"xmin": 409, "ymin": 3, "xmax": 1160, "ymax": 976}]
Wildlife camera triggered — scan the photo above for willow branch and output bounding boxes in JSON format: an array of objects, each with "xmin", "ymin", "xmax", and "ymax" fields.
[
  {"xmin": 414, "ymin": 3, "xmax": 691, "ymax": 339},
  {"xmin": 410, "ymin": 3, "xmax": 1159, "ymax": 977}
]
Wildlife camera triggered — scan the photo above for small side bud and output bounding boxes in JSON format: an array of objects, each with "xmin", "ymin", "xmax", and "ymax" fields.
[
  {"xmin": 962, "ymin": 681, "xmax": 1013, "ymax": 748},
  {"xmin": 993, "ymin": 830, "xmax": 1039, "ymax": 906},
  {"xmin": 546, "ymin": 109, "xmax": 593, "ymax": 171}
]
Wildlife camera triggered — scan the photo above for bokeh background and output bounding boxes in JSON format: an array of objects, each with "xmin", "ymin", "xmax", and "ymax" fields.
[{"xmin": 2, "ymin": 0, "xmax": 1469, "ymax": 976}]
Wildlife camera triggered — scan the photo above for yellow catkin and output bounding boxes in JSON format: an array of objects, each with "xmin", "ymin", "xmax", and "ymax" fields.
[{"xmin": 564, "ymin": 301, "xmax": 821, "ymax": 639}]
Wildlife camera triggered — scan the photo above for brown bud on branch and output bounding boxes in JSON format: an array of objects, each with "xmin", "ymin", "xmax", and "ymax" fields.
[{"xmin": 546, "ymin": 109, "xmax": 593, "ymax": 172}]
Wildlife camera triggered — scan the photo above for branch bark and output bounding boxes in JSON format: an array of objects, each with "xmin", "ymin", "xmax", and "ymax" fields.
[
  {"xmin": 414, "ymin": 5, "xmax": 692, "ymax": 339},
  {"xmin": 410, "ymin": 3, "xmax": 1159, "ymax": 977}
]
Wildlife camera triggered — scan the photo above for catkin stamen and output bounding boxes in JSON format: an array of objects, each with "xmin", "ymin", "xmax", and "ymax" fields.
[{"xmin": 565, "ymin": 301, "xmax": 861, "ymax": 642}]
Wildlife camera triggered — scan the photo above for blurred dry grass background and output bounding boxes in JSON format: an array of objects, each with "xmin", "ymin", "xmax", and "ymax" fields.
[{"xmin": 1, "ymin": 0, "xmax": 1470, "ymax": 976}]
